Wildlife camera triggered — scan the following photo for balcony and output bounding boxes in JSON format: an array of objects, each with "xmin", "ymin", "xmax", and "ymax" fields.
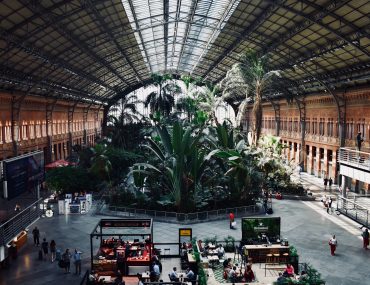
[{"xmin": 338, "ymin": 147, "xmax": 370, "ymax": 171}]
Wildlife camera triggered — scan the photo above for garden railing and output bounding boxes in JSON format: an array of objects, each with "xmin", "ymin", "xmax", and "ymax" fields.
[{"xmin": 96, "ymin": 203, "xmax": 260, "ymax": 224}]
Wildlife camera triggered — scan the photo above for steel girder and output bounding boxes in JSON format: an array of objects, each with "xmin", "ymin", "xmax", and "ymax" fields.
[
  {"xmin": 202, "ymin": 0, "xmax": 284, "ymax": 79},
  {"xmin": 85, "ymin": 0, "xmax": 143, "ymax": 83},
  {"xmin": 176, "ymin": 0, "xmax": 199, "ymax": 73},
  {"xmin": 0, "ymin": 28, "xmax": 117, "ymax": 95},
  {"xmin": 278, "ymin": 2, "xmax": 370, "ymax": 58},
  {"xmin": 20, "ymin": 0, "xmax": 129, "ymax": 87}
]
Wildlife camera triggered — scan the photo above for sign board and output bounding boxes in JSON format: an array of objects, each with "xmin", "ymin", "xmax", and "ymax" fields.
[
  {"xmin": 241, "ymin": 217, "xmax": 281, "ymax": 241},
  {"xmin": 100, "ymin": 220, "xmax": 152, "ymax": 228},
  {"xmin": 3, "ymin": 151, "xmax": 44, "ymax": 200}
]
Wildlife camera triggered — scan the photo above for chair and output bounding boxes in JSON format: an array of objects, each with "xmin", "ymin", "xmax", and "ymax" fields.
[
  {"xmin": 280, "ymin": 252, "xmax": 289, "ymax": 264},
  {"xmin": 266, "ymin": 253, "xmax": 273, "ymax": 263}
]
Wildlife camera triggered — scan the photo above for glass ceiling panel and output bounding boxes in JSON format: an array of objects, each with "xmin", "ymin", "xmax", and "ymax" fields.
[{"xmin": 121, "ymin": 0, "xmax": 240, "ymax": 74}]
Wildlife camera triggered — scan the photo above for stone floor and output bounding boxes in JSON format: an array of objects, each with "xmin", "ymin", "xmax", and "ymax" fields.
[{"xmin": 1, "ymin": 195, "xmax": 370, "ymax": 285}]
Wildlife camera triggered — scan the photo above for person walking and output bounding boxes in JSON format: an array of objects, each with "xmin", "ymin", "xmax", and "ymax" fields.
[
  {"xmin": 362, "ymin": 229, "xmax": 369, "ymax": 250},
  {"xmin": 62, "ymin": 249, "xmax": 71, "ymax": 273},
  {"xmin": 356, "ymin": 132, "xmax": 364, "ymax": 151},
  {"xmin": 41, "ymin": 238, "xmax": 49, "ymax": 260},
  {"xmin": 73, "ymin": 249, "xmax": 82, "ymax": 275},
  {"xmin": 32, "ymin": 226, "xmax": 40, "ymax": 246},
  {"xmin": 329, "ymin": 177, "xmax": 333, "ymax": 190},
  {"xmin": 229, "ymin": 212, "xmax": 235, "ymax": 229},
  {"xmin": 323, "ymin": 177, "xmax": 328, "ymax": 190},
  {"xmin": 329, "ymin": 235, "xmax": 337, "ymax": 256},
  {"xmin": 327, "ymin": 197, "xmax": 333, "ymax": 214},
  {"xmin": 50, "ymin": 240, "xmax": 56, "ymax": 262}
]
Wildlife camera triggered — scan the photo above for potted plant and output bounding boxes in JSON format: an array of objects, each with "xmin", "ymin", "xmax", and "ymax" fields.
[{"xmin": 224, "ymin": 235, "xmax": 236, "ymax": 252}]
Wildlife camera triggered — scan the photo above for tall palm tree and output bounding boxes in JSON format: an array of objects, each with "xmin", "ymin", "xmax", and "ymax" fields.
[
  {"xmin": 145, "ymin": 73, "xmax": 181, "ymax": 116},
  {"xmin": 237, "ymin": 49, "xmax": 280, "ymax": 145},
  {"xmin": 110, "ymin": 92, "xmax": 143, "ymax": 125}
]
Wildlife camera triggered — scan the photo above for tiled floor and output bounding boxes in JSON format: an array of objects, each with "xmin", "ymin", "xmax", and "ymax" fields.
[{"xmin": 1, "ymin": 172, "xmax": 370, "ymax": 285}]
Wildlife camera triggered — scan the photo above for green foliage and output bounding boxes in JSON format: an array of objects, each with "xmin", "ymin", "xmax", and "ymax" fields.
[
  {"xmin": 203, "ymin": 236, "xmax": 217, "ymax": 246},
  {"xmin": 223, "ymin": 235, "xmax": 236, "ymax": 252},
  {"xmin": 46, "ymin": 166, "xmax": 99, "ymax": 194}
]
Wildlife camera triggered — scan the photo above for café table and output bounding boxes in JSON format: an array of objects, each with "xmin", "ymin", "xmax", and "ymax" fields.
[
  {"xmin": 141, "ymin": 272, "xmax": 150, "ymax": 282},
  {"xmin": 178, "ymin": 273, "xmax": 186, "ymax": 282},
  {"xmin": 208, "ymin": 255, "xmax": 219, "ymax": 268},
  {"xmin": 208, "ymin": 244, "xmax": 216, "ymax": 249}
]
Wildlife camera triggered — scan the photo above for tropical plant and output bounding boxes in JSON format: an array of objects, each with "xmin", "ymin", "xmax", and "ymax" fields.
[
  {"xmin": 132, "ymin": 122, "xmax": 211, "ymax": 212},
  {"xmin": 237, "ymin": 49, "xmax": 280, "ymax": 145},
  {"xmin": 145, "ymin": 73, "xmax": 181, "ymax": 116},
  {"xmin": 110, "ymin": 92, "xmax": 143, "ymax": 125},
  {"xmin": 90, "ymin": 144, "xmax": 112, "ymax": 182},
  {"xmin": 175, "ymin": 96, "xmax": 198, "ymax": 121},
  {"xmin": 195, "ymin": 84, "xmax": 224, "ymax": 125}
]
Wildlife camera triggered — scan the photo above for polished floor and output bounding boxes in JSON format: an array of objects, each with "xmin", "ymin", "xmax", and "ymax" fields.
[{"xmin": 0, "ymin": 193, "xmax": 369, "ymax": 285}]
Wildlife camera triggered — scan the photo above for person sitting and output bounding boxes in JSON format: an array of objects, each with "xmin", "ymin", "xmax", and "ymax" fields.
[
  {"xmin": 217, "ymin": 244, "xmax": 225, "ymax": 259},
  {"xmin": 185, "ymin": 267, "xmax": 195, "ymax": 282},
  {"xmin": 169, "ymin": 267, "xmax": 179, "ymax": 282},
  {"xmin": 283, "ymin": 263, "xmax": 294, "ymax": 277},
  {"xmin": 244, "ymin": 265, "xmax": 255, "ymax": 282},
  {"xmin": 228, "ymin": 266, "xmax": 237, "ymax": 283},
  {"xmin": 298, "ymin": 270, "xmax": 308, "ymax": 281},
  {"xmin": 223, "ymin": 258, "xmax": 232, "ymax": 268},
  {"xmin": 276, "ymin": 272, "xmax": 286, "ymax": 284}
]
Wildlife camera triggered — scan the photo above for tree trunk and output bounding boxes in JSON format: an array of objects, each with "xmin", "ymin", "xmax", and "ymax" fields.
[{"xmin": 252, "ymin": 88, "xmax": 262, "ymax": 145}]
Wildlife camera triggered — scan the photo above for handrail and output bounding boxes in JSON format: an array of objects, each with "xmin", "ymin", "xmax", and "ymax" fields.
[
  {"xmin": 0, "ymin": 198, "xmax": 43, "ymax": 246},
  {"xmin": 97, "ymin": 202, "xmax": 260, "ymax": 224},
  {"xmin": 336, "ymin": 195, "xmax": 370, "ymax": 227},
  {"xmin": 338, "ymin": 147, "xmax": 370, "ymax": 171}
]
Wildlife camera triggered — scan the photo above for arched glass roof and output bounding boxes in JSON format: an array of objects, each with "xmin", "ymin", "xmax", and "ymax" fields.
[{"xmin": 0, "ymin": 0, "xmax": 369, "ymax": 104}]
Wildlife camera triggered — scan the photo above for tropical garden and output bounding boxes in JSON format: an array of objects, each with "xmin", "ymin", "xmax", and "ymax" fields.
[{"xmin": 46, "ymin": 49, "xmax": 304, "ymax": 213}]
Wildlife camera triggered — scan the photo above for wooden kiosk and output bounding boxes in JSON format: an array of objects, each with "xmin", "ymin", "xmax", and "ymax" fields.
[{"xmin": 90, "ymin": 218, "xmax": 154, "ymax": 278}]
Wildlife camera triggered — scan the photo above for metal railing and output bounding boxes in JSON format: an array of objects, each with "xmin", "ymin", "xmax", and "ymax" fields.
[
  {"xmin": 338, "ymin": 147, "xmax": 370, "ymax": 171},
  {"xmin": 97, "ymin": 204, "xmax": 260, "ymax": 224},
  {"xmin": 336, "ymin": 196, "xmax": 369, "ymax": 227},
  {"xmin": 0, "ymin": 198, "xmax": 43, "ymax": 246}
]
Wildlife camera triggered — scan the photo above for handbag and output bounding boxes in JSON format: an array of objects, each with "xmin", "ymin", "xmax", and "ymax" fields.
[{"xmin": 58, "ymin": 260, "xmax": 65, "ymax": 268}]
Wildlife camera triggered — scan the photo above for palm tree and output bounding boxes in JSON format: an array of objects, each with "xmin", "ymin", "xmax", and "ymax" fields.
[
  {"xmin": 110, "ymin": 92, "xmax": 143, "ymax": 125},
  {"xmin": 145, "ymin": 73, "xmax": 181, "ymax": 116},
  {"xmin": 195, "ymin": 84, "xmax": 224, "ymax": 126},
  {"xmin": 237, "ymin": 49, "xmax": 280, "ymax": 145},
  {"xmin": 90, "ymin": 144, "xmax": 112, "ymax": 183}
]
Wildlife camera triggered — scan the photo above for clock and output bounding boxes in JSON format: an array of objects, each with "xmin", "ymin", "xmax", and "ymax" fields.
[{"xmin": 45, "ymin": 209, "xmax": 53, "ymax": 217}]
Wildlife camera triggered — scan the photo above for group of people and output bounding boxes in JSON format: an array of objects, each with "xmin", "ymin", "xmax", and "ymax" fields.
[
  {"xmin": 223, "ymin": 257, "xmax": 255, "ymax": 283},
  {"xmin": 323, "ymin": 177, "xmax": 333, "ymax": 190},
  {"xmin": 169, "ymin": 267, "xmax": 195, "ymax": 283},
  {"xmin": 321, "ymin": 195, "xmax": 333, "ymax": 214},
  {"xmin": 276, "ymin": 264, "xmax": 307, "ymax": 284},
  {"xmin": 32, "ymin": 226, "xmax": 82, "ymax": 274}
]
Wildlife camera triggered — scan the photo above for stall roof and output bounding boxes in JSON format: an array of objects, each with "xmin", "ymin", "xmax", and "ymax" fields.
[{"xmin": 0, "ymin": 0, "xmax": 369, "ymax": 104}]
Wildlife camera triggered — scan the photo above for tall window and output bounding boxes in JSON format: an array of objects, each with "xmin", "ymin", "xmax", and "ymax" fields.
[
  {"xmin": 319, "ymin": 118, "xmax": 325, "ymax": 136},
  {"xmin": 313, "ymin": 118, "xmax": 318, "ymax": 135},
  {"xmin": 306, "ymin": 118, "xmax": 310, "ymax": 134}
]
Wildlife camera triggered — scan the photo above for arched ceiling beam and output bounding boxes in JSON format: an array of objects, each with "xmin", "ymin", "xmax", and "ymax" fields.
[
  {"xmin": 0, "ymin": 28, "xmax": 117, "ymax": 95},
  {"xmin": 126, "ymin": 0, "xmax": 153, "ymax": 73},
  {"xmin": 85, "ymin": 0, "xmax": 144, "ymax": 83},
  {"xmin": 176, "ymin": 0, "xmax": 199, "ymax": 73},
  {"xmin": 278, "ymin": 2, "xmax": 370, "ymax": 58},
  {"xmin": 202, "ymin": 1, "xmax": 284, "ymax": 80},
  {"xmin": 163, "ymin": 0, "xmax": 169, "ymax": 72},
  {"xmin": 20, "ymin": 0, "xmax": 129, "ymax": 87}
]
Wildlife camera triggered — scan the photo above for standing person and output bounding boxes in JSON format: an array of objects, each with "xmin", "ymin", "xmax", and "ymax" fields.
[
  {"xmin": 329, "ymin": 178, "xmax": 333, "ymax": 190},
  {"xmin": 328, "ymin": 235, "xmax": 337, "ymax": 256},
  {"xmin": 50, "ymin": 240, "xmax": 56, "ymax": 262},
  {"xmin": 356, "ymin": 132, "xmax": 364, "ymax": 151},
  {"xmin": 327, "ymin": 197, "xmax": 333, "ymax": 214},
  {"xmin": 229, "ymin": 212, "xmax": 235, "ymax": 229},
  {"xmin": 362, "ymin": 229, "xmax": 369, "ymax": 250},
  {"xmin": 62, "ymin": 248, "xmax": 71, "ymax": 273},
  {"xmin": 73, "ymin": 249, "xmax": 82, "ymax": 275},
  {"xmin": 41, "ymin": 238, "xmax": 49, "ymax": 260},
  {"xmin": 32, "ymin": 226, "xmax": 40, "ymax": 246},
  {"xmin": 323, "ymin": 177, "xmax": 328, "ymax": 190}
]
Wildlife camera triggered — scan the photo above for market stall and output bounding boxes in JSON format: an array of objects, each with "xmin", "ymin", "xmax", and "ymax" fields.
[{"xmin": 90, "ymin": 218, "xmax": 154, "ymax": 278}]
